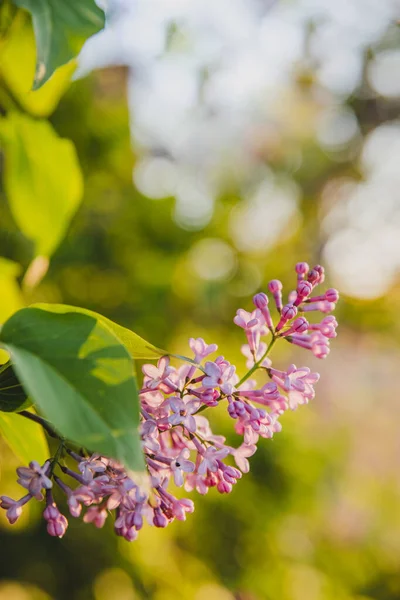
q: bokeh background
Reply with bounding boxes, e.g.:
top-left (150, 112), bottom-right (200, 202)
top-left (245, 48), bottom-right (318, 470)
top-left (1, 0), bottom-right (400, 598)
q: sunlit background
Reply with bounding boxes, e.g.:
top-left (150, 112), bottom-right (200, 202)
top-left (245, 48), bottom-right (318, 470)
top-left (1, 0), bottom-right (400, 598)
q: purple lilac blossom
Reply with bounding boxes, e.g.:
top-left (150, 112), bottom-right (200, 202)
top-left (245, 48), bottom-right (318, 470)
top-left (0, 263), bottom-right (338, 540)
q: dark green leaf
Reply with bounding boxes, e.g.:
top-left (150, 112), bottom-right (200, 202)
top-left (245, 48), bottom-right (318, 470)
top-left (32, 303), bottom-right (203, 368)
top-left (0, 361), bottom-right (32, 412)
top-left (0, 306), bottom-right (145, 471)
top-left (32, 303), bottom-right (167, 360)
top-left (13, 0), bottom-right (105, 89)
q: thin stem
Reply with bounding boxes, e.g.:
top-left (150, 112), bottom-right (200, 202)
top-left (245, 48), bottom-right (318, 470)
top-left (48, 442), bottom-right (65, 477)
top-left (194, 404), bottom-right (209, 416)
top-left (170, 354), bottom-right (206, 373)
top-left (237, 335), bottom-right (277, 387)
top-left (18, 411), bottom-right (62, 440)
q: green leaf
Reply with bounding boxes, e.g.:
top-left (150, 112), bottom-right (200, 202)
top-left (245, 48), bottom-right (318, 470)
top-left (0, 257), bottom-right (25, 364)
top-left (0, 362), bottom-right (32, 412)
top-left (0, 11), bottom-right (75, 117)
top-left (13, 0), bottom-right (105, 89)
top-left (0, 306), bottom-right (145, 471)
top-left (31, 303), bottom-right (201, 368)
top-left (0, 112), bottom-right (83, 258)
top-left (0, 257), bottom-right (24, 322)
top-left (32, 303), bottom-right (166, 360)
top-left (0, 410), bottom-right (49, 464)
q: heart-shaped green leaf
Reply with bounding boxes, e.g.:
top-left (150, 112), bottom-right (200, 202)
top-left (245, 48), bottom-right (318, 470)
top-left (13, 0), bottom-right (105, 89)
top-left (0, 306), bottom-right (145, 471)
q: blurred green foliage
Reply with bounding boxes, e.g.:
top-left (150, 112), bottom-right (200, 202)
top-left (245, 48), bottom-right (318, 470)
top-left (9, 0), bottom-right (104, 89)
top-left (1, 4), bottom-right (400, 600)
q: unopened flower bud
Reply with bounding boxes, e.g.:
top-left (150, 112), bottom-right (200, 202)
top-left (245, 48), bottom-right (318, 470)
top-left (313, 265), bottom-right (325, 283)
top-left (307, 266), bottom-right (323, 285)
top-left (47, 515), bottom-right (68, 538)
top-left (294, 280), bottom-right (312, 305)
top-left (268, 279), bottom-right (282, 293)
top-left (217, 480), bottom-right (232, 494)
top-left (253, 292), bottom-right (268, 309)
top-left (325, 288), bottom-right (339, 303)
top-left (268, 280), bottom-right (283, 312)
top-left (43, 499), bottom-right (68, 538)
top-left (276, 304), bottom-right (298, 332)
top-left (43, 504), bottom-right (59, 521)
top-left (282, 304), bottom-right (297, 320)
top-left (153, 508), bottom-right (168, 528)
top-left (295, 262), bottom-right (309, 280)
top-left (281, 316), bottom-right (309, 337)
top-left (253, 293), bottom-right (273, 329)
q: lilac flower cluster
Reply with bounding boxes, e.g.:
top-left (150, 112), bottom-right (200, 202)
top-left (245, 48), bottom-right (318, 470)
top-left (0, 263), bottom-right (338, 540)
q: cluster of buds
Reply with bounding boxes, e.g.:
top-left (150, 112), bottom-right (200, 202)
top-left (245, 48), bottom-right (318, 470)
top-left (0, 263), bottom-right (338, 540)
